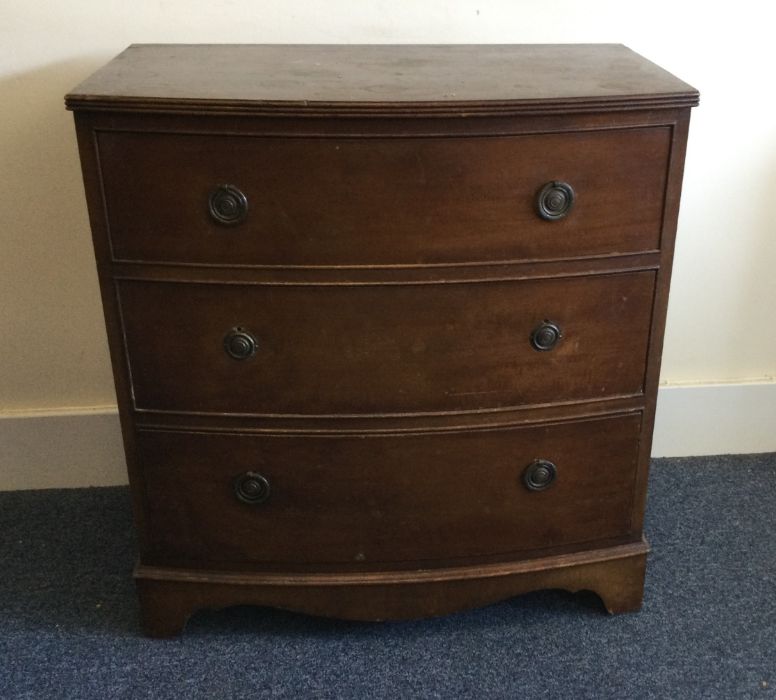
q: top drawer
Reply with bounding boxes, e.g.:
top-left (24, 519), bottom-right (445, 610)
top-left (96, 127), bottom-right (670, 266)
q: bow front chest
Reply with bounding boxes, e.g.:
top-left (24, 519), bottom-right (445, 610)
top-left (66, 44), bottom-right (697, 636)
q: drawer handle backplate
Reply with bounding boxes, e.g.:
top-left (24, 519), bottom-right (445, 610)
top-left (234, 472), bottom-right (271, 505)
top-left (523, 460), bottom-right (557, 492)
top-left (224, 327), bottom-right (257, 360)
top-left (536, 181), bottom-right (575, 221)
top-left (209, 184), bottom-right (248, 225)
top-left (530, 320), bottom-right (562, 351)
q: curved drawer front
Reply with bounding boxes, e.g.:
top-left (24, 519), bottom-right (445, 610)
top-left (117, 272), bottom-right (654, 416)
top-left (137, 413), bottom-right (642, 566)
top-left (97, 127), bottom-right (670, 266)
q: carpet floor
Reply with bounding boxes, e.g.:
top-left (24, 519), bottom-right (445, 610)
top-left (1, 453), bottom-right (774, 699)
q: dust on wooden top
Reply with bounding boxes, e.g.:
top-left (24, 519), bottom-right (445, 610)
top-left (65, 44), bottom-right (698, 117)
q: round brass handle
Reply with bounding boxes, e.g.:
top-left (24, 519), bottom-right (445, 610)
top-left (234, 472), bottom-right (271, 505)
top-left (536, 181), bottom-right (575, 221)
top-left (224, 327), bottom-right (257, 360)
top-left (530, 320), bottom-right (562, 351)
top-left (523, 460), bottom-right (557, 492)
top-left (209, 184), bottom-right (248, 225)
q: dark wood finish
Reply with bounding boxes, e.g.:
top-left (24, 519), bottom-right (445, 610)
top-left (132, 396), bottom-right (648, 438)
top-left (67, 44), bottom-right (697, 636)
top-left (136, 414), bottom-right (641, 566)
top-left (65, 44), bottom-right (698, 116)
top-left (97, 127), bottom-right (670, 266)
top-left (116, 272), bottom-right (654, 416)
top-left (112, 250), bottom-right (662, 285)
top-left (631, 111), bottom-right (693, 533)
top-left (135, 540), bottom-right (649, 637)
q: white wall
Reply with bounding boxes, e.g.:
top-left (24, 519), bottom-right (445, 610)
top-left (1, 1), bottom-right (775, 487)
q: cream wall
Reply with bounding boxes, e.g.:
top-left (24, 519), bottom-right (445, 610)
top-left (1, 1), bottom-right (775, 484)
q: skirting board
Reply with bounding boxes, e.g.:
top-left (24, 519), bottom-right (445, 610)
top-left (1, 381), bottom-right (774, 490)
top-left (0, 408), bottom-right (126, 491)
top-left (651, 380), bottom-right (776, 458)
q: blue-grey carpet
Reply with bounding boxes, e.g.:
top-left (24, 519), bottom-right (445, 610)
top-left (1, 453), bottom-right (775, 699)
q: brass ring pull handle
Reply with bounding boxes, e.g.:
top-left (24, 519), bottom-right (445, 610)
top-left (234, 472), bottom-right (271, 505)
top-left (224, 327), bottom-right (257, 360)
top-left (209, 184), bottom-right (248, 225)
top-left (530, 321), bottom-right (562, 352)
top-left (536, 181), bottom-right (575, 221)
top-left (522, 460), bottom-right (557, 492)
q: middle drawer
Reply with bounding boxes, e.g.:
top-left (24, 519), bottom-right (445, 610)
top-left (117, 271), bottom-right (654, 416)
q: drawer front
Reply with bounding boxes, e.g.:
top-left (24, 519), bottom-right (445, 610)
top-left (97, 128), bottom-right (670, 266)
top-left (137, 413), bottom-right (642, 566)
top-left (117, 272), bottom-right (654, 416)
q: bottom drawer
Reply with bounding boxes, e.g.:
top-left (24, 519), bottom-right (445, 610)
top-left (136, 413), bottom-right (642, 566)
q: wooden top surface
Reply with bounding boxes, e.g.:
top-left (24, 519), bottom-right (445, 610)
top-left (65, 44), bottom-right (698, 116)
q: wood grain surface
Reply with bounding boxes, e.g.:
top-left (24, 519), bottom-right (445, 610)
top-left (66, 44), bottom-right (698, 116)
top-left (67, 44), bottom-right (697, 634)
top-left (136, 413), bottom-right (642, 566)
top-left (98, 127), bottom-right (670, 266)
top-left (116, 272), bottom-right (655, 416)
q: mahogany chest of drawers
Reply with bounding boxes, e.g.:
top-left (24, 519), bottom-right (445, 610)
top-left (66, 44), bottom-right (698, 637)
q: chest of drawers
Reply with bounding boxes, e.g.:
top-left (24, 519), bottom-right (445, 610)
top-left (66, 44), bottom-right (698, 637)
